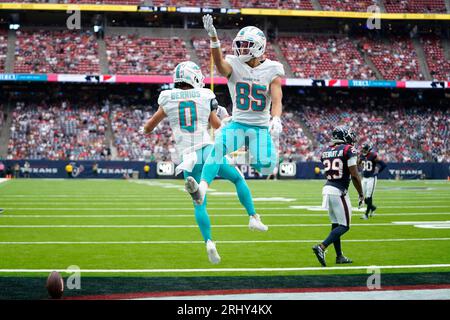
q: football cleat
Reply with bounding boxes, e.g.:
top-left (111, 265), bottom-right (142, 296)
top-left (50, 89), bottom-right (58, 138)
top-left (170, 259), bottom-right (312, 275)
top-left (249, 214), bottom-right (268, 232)
top-left (369, 206), bottom-right (377, 217)
top-left (206, 240), bottom-right (221, 264)
top-left (360, 214), bottom-right (369, 220)
top-left (336, 255), bottom-right (353, 264)
top-left (185, 176), bottom-right (206, 205)
top-left (0, 208), bottom-right (3, 214)
top-left (312, 244), bottom-right (327, 267)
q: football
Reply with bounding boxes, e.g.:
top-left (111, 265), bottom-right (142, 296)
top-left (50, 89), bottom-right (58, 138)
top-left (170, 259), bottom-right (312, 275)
top-left (46, 271), bottom-right (64, 299)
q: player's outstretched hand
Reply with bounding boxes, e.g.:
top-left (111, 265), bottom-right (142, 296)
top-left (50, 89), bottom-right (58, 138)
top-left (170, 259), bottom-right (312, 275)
top-left (203, 14), bottom-right (217, 38)
top-left (270, 116), bottom-right (283, 135)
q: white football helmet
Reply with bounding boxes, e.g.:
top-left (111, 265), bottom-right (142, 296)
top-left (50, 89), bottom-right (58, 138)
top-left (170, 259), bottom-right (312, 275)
top-left (232, 26), bottom-right (267, 63)
top-left (173, 61), bottom-right (205, 89)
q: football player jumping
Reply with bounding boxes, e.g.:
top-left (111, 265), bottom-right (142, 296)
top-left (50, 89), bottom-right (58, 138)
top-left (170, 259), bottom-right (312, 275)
top-left (143, 61), bottom-right (266, 265)
top-left (359, 142), bottom-right (387, 220)
top-left (185, 15), bottom-right (285, 227)
top-left (312, 126), bottom-right (364, 267)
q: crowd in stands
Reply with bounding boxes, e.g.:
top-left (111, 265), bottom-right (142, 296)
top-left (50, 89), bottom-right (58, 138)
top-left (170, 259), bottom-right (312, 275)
top-left (0, 0), bottom-right (144, 4)
top-left (106, 35), bottom-right (189, 75)
top-left (2, 89), bottom-right (447, 163)
top-left (361, 36), bottom-right (424, 80)
top-left (7, 98), bottom-right (110, 160)
top-left (0, 29), bottom-right (7, 73)
top-left (110, 103), bottom-right (176, 162)
top-left (319, 0), bottom-right (377, 12)
top-left (14, 30), bottom-right (100, 74)
top-left (279, 35), bottom-right (376, 79)
top-left (384, 0), bottom-right (447, 13)
top-left (299, 93), bottom-right (449, 162)
top-left (421, 35), bottom-right (450, 81)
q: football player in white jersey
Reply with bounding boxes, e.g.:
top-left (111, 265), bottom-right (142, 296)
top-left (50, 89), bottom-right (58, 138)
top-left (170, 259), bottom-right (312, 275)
top-left (143, 61), bottom-right (267, 265)
top-left (185, 15), bottom-right (285, 208)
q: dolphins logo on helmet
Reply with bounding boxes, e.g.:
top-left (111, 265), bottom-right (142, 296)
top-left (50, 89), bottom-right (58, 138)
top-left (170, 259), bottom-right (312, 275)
top-left (173, 61), bottom-right (205, 89)
top-left (232, 26), bottom-right (267, 63)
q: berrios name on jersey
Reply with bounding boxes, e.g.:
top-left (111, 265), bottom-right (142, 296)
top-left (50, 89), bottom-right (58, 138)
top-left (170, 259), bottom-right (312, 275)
top-left (158, 88), bottom-right (216, 158)
top-left (226, 55), bottom-right (285, 127)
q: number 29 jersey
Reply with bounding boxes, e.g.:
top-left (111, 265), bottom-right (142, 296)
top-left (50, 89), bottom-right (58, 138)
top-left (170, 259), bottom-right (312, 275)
top-left (225, 55), bottom-right (285, 127)
top-left (321, 144), bottom-right (358, 193)
top-left (158, 88), bottom-right (217, 158)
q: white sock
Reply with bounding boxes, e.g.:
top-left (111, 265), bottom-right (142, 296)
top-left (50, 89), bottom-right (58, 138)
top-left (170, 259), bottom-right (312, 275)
top-left (199, 181), bottom-right (208, 193)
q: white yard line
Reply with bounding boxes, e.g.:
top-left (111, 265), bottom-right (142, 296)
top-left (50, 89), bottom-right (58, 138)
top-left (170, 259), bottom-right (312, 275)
top-left (3, 212), bottom-right (450, 218)
top-left (0, 223), bottom-right (430, 228)
top-left (1, 264), bottom-right (450, 273)
top-left (0, 238), bottom-right (449, 245)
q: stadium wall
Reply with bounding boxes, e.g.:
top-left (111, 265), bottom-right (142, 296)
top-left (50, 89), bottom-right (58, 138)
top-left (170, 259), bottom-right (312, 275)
top-left (0, 161), bottom-right (449, 180)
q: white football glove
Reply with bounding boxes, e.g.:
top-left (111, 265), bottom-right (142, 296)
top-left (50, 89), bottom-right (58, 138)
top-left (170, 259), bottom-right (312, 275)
top-left (270, 116), bottom-right (283, 135)
top-left (216, 105), bottom-right (229, 120)
top-left (203, 14), bottom-right (217, 38)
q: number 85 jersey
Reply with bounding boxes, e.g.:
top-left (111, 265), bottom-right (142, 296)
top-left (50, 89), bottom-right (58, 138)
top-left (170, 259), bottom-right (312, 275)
top-left (321, 144), bottom-right (358, 193)
top-left (158, 88), bottom-right (217, 158)
top-left (225, 55), bottom-right (285, 127)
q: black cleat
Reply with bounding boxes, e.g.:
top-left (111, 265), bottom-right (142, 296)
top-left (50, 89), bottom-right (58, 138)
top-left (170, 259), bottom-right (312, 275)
top-left (336, 255), bottom-right (353, 264)
top-left (369, 206), bottom-right (377, 217)
top-left (312, 245), bottom-right (327, 267)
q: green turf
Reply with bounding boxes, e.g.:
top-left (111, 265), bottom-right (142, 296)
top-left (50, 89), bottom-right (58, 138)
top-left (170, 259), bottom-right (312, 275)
top-left (0, 178), bottom-right (449, 281)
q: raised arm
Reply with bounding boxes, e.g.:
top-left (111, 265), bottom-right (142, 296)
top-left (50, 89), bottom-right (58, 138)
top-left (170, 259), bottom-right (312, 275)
top-left (203, 15), bottom-right (233, 78)
top-left (143, 107), bottom-right (167, 134)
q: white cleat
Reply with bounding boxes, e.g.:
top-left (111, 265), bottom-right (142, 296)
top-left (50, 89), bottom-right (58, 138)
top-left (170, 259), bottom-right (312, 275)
top-left (249, 214), bottom-right (269, 232)
top-left (185, 177), bottom-right (206, 205)
top-left (206, 240), bottom-right (221, 264)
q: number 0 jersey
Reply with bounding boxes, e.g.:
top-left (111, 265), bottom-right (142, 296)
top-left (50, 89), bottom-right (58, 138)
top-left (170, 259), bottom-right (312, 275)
top-left (158, 88), bottom-right (217, 158)
top-left (225, 55), bottom-right (285, 127)
top-left (321, 144), bottom-right (358, 193)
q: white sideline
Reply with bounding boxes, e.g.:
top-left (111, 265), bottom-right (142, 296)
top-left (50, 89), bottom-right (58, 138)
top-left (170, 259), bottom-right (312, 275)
top-left (0, 238), bottom-right (449, 245)
top-left (1, 264), bottom-right (450, 273)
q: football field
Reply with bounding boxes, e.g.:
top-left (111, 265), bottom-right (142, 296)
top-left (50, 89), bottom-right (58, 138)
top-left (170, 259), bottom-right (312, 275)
top-left (0, 178), bottom-right (449, 299)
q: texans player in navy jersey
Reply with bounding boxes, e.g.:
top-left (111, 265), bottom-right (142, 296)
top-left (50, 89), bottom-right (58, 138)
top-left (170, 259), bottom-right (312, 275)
top-left (312, 126), bottom-right (364, 267)
top-left (359, 142), bottom-right (387, 220)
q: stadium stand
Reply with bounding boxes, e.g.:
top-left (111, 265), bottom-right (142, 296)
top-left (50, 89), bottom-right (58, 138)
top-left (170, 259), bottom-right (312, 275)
top-left (105, 35), bottom-right (190, 75)
top-left (7, 99), bottom-right (110, 160)
top-left (384, 0), bottom-right (447, 13)
top-left (192, 36), bottom-right (279, 77)
top-left (318, 0), bottom-right (377, 12)
top-left (153, 0), bottom-right (222, 8)
top-left (229, 0), bottom-right (314, 10)
top-left (110, 105), bottom-right (175, 162)
top-left (278, 35), bottom-right (376, 79)
top-left (14, 30), bottom-right (100, 74)
top-left (421, 35), bottom-right (450, 81)
top-left (299, 93), bottom-right (449, 162)
top-left (0, 1), bottom-right (144, 4)
top-left (0, 29), bottom-right (7, 73)
top-left (361, 36), bottom-right (424, 80)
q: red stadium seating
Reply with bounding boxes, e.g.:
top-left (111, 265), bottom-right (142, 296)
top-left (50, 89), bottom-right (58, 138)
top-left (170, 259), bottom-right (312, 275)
top-left (361, 36), bottom-right (424, 80)
top-left (105, 35), bottom-right (190, 75)
top-left (421, 35), bottom-right (450, 81)
top-left (192, 36), bottom-right (278, 77)
top-left (14, 30), bottom-right (100, 74)
top-left (319, 0), bottom-right (376, 12)
top-left (0, 29), bottom-right (7, 73)
top-left (152, 0), bottom-right (222, 7)
top-left (279, 35), bottom-right (376, 79)
top-left (229, 0), bottom-right (313, 10)
top-left (384, 0), bottom-right (447, 13)
top-left (0, 1), bottom-right (144, 4)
